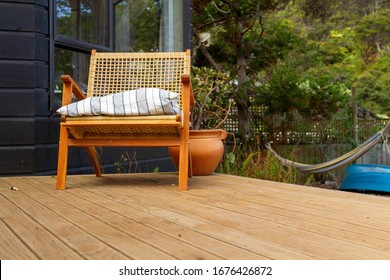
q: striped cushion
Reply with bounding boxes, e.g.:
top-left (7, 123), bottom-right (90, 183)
top-left (57, 88), bottom-right (180, 117)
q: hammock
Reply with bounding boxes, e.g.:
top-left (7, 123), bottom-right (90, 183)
top-left (266, 120), bottom-right (390, 174)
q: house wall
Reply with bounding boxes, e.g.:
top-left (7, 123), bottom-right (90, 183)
top-left (0, 0), bottom-right (192, 176)
top-left (0, 0), bottom-right (52, 174)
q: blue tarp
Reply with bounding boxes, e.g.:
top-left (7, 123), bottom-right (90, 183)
top-left (340, 164), bottom-right (390, 193)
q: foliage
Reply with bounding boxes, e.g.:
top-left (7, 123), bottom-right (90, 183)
top-left (220, 138), bottom-right (314, 185)
top-left (346, 9), bottom-right (390, 115)
top-left (114, 151), bottom-right (141, 174)
top-left (265, 2), bottom-right (390, 117)
top-left (354, 53), bottom-right (390, 113)
top-left (193, 0), bottom-right (291, 139)
top-left (354, 8), bottom-right (390, 57)
top-left (255, 62), bottom-right (351, 143)
top-left (194, 0), bottom-right (390, 185)
top-left (193, 0), bottom-right (389, 139)
top-left (191, 67), bottom-right (233, 130)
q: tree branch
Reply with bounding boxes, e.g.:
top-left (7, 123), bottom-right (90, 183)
top-left (196, 15), bottom-right (235, 31)
top-left (193, 27), bottom-right (222, 71)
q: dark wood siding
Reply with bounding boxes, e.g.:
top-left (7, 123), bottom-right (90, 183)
top-left (0, 0), bottom-right (50, 175)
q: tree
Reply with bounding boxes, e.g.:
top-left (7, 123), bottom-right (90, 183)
top-left (284, 1), bottom-right (390, 116)
top-left (193, 0), bottom-right (289, 140)
top-left (193, 0), bottom-right (390, 142)
top-left (354, 8), bottom-right (390, 61)
top-left (354, 53), bottom-right (390, 113)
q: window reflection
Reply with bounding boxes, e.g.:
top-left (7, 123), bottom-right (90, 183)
top-left (114, 0), bottom-right (183, 52)
top-left (158, 0), bottom-right (183, 52)
top-left (115, 0), bottom-right (159, 52)
top-left (54, 48), bottom-right (90, 109)
top-left (56, 0), bottom-right (109, 46)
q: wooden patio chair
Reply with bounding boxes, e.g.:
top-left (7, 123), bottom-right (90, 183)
top-left (56, 49), bottom-right (194, 190)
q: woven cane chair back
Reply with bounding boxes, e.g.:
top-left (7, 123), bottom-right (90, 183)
top-left (87, 51), bottom-right (191, 110)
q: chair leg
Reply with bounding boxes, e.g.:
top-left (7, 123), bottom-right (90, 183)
top-left (178, 134), bottom-right (189, 191)
top-left (188, 143), bottom-right (192, 178)
top-left (85, 147), bottom-right (102, 177)
top-left (56, 124), bottom-right (69, 190)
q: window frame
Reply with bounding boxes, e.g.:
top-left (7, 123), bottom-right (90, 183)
top-left (50, 0), bottom-right (114, 112)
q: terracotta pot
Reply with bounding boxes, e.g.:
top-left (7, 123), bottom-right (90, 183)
top-left (168, 129), bottom-right (227, 176)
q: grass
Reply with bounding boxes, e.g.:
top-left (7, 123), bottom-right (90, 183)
top-left (220, 137), bottom-right (314, 185)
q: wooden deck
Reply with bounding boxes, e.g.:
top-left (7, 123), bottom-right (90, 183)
top-left (1, 173), bottom-right (390, 260)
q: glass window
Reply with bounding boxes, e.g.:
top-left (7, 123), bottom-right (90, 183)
top-left (114, 0), bottom-right (183, 52)
top-left (115, 0), bottom-right (159, 52)
top-left (53, 48), bottom-right (90, 109)
top-left (56, 0), bottom-right (109, 46)
top-left (158, 0), bottom-right (183, 52)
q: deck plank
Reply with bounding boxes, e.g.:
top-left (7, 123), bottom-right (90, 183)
top-left (10, 178), bottom-right (175, 260)
top-left (193, 175), bottom-right (390, 243)
top-left (31, 176), bottom-right (271, 260)
top-left (96, 177), bottom-right (389, 259)
top-left (62, 174), bottom-right (389, 259)
top-left (1, 173), bottom-right (389, 260)
top-left (1, 178), bottom-right (128, 260)
top-left (76, 182), bottom-right (312, 259)
top-left (69, 189), bottom-right (266, 259)
top-left (195, 175), bottom-right (390, 228)
top-left (21, 178), bottom-right (221, 260)
top-left (0, 194), bottom-right (83, 259)
top-left (0, 218), bottom-right (38, 259)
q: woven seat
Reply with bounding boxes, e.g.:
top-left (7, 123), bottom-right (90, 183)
top-left (56, 50), bottom-right (194, 190)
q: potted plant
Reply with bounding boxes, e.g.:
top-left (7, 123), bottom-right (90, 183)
top-left (169, 66), bottom-right (232, 175)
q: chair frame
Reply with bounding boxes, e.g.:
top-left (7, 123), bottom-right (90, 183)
top-left (56, 49), bottom-right (194, 190)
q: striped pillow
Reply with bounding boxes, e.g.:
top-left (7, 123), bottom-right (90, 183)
top-left (57, 88), bottom-right (180, 117)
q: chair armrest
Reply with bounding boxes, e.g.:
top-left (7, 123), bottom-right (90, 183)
top-left (180, 73), bottom-right (194, 128)
top-left (181, 74), bottom-right (195, 106)
top-left (60, 75), bottom-right (87, 106)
